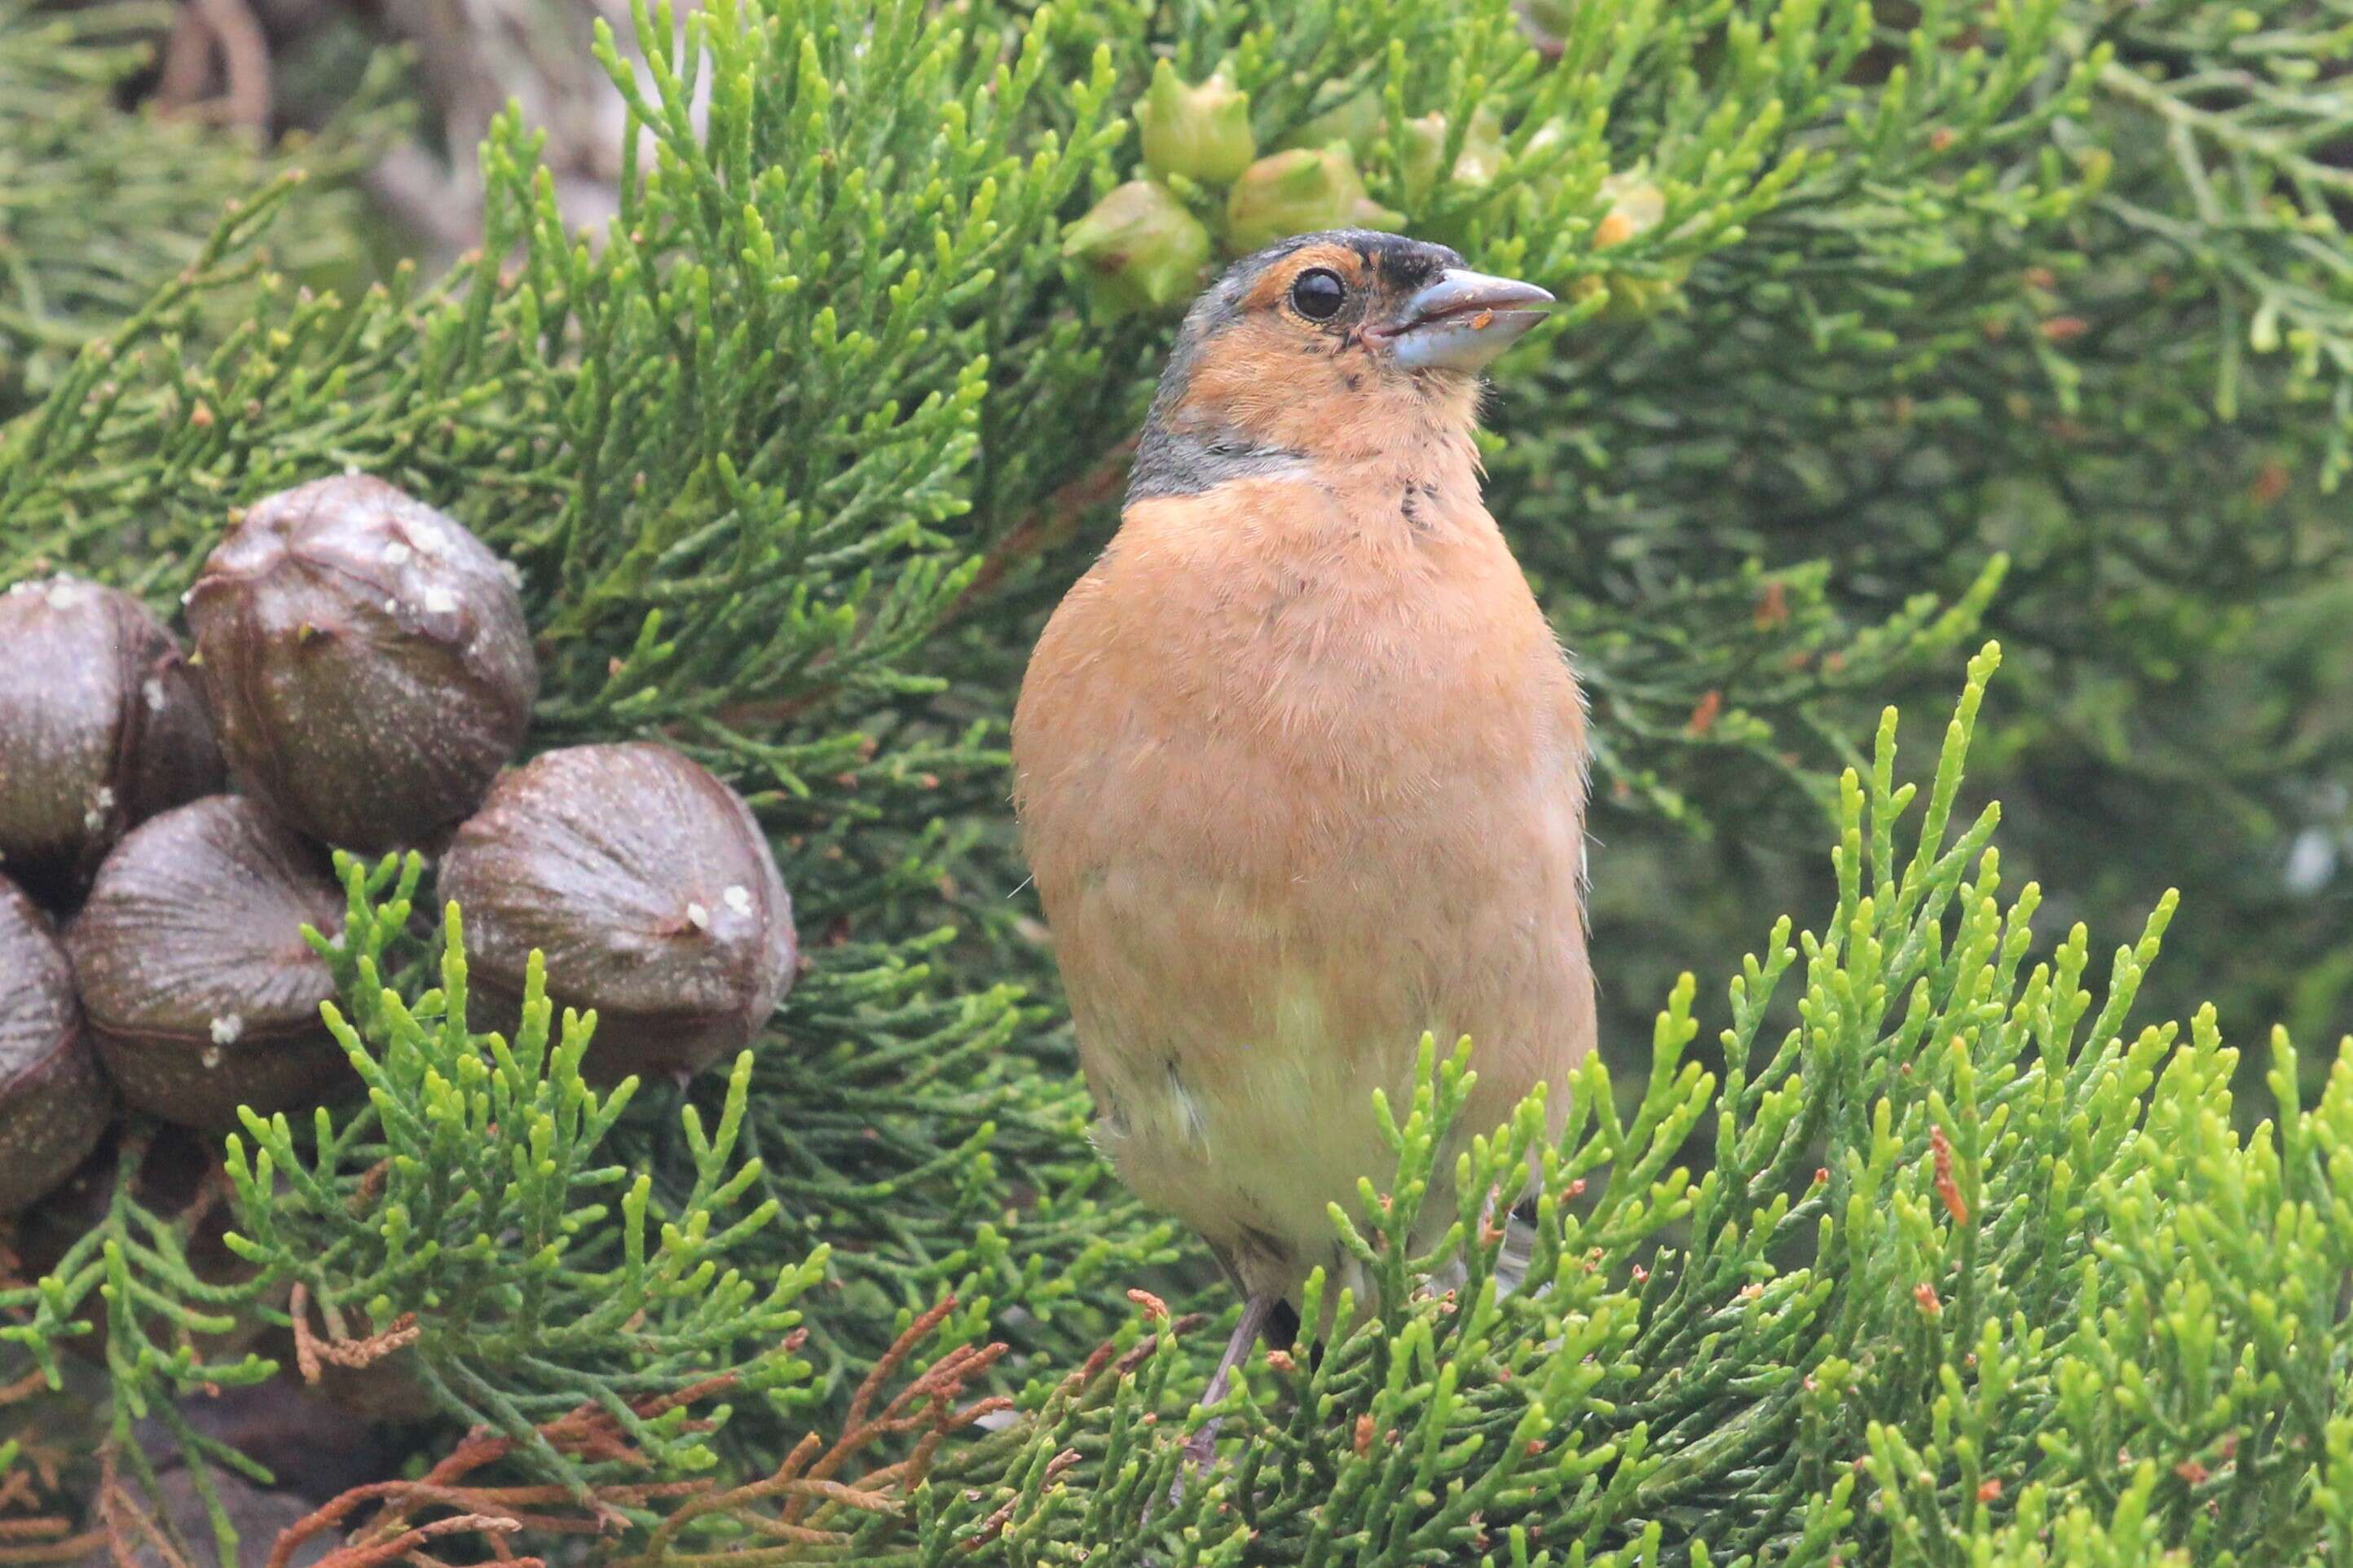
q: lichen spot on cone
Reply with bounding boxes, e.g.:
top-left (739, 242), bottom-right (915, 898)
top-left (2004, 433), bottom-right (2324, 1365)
top-left (0, 877), bottom-right (112, 1213)
top-left (184, 474), bottom-right (538, 853)
top-left (65, 795), bottom-right (352, 1131)
top-left (0, 575), bottom-right (224, 906)
top-left (437, 743), bottom-right (798, 1086)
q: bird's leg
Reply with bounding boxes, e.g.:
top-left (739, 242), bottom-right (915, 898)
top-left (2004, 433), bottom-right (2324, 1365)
top-left (1165, 1291), bottom-right (1276, 1505)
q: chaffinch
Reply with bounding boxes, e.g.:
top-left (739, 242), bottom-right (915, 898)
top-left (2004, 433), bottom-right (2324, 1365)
top-left (1012, 230), bottom-right (1596, 1478)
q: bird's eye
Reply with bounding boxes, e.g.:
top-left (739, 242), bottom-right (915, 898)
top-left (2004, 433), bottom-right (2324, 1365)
top-left (1290, 268), bottom-right (1346, 320)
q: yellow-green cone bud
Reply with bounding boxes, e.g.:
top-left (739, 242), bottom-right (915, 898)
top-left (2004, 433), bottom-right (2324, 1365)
top-left (1399, 112), bottom-right (1448, 202)
top-left (1223, 148), bottom-right (1403, 253)
top-left (1453, 105), bottom-right (1508, 187)
top-left (1571, 170), bottom-right (1688, 320)
top-left (1137, 61), bottom-right (1256, 186)
top-left (1398, 106), bottom-right (1507, 205)
top-left (1593, 170), bottom-right (1666, 247)
top-left (1061, 180), bottom-right (1213, 315)
top-left (1521, 117), bottom-right (1574, 164)
top-left (1279, 91), bottom-right (1384, 157)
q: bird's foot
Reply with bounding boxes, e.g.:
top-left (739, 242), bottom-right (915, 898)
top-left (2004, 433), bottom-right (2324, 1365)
top-left (1144, 1292), bottom-right (1274, 1526)
top-left (1157, 1420), bottom-right (1222, 1517)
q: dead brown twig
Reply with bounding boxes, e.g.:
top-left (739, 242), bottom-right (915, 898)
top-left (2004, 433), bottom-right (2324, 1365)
top-left (300, 1512), bottom-right (533, 1568)
top-left (94, 1446), bottom-right (198, 1568)
top-left (0, 1380), bottom-right (93, 1566)
top-left (259, 1298), bottom-right (1013, 1568)
top-left (0, 1528), bottom-right (108, 1566)
top-left (0, 1431), bottom-right (70, 1514)
top-left (0, 1443), bottom-right (89, 1568)
top-left (154, 0), bottom-right (274, 130)
top-left (942, 1298), bottom-right (1204, 1557)
top-left (957, 1447), bottom-right (1081, 1556)
top-left (617, 1296), bottom-right (1011, 1567)
top-left (266, 1374), bottom-right (743, 1568)
top-left (1055, 1306), bottom-right (1207, 1407)
top-left (287, 1284), bottom-right (420, 1386)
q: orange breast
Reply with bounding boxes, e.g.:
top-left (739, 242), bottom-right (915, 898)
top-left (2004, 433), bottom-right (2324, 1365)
top-left (1011, 465), bottom-right (1595, 1297)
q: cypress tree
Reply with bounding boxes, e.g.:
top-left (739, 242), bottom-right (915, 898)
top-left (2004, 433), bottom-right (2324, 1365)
top-left (2, 1), bottom-right (2348, 1561)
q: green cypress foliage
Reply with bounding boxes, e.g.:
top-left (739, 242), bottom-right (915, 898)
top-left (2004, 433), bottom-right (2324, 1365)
top-left (2, 0), bottom-right (2349, 1561)
top-left (0, 0), bottom-right (399, 419)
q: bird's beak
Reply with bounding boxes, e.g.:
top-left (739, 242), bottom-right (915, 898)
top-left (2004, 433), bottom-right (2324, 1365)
top-left (1378, 268), bottom-right (1555, 373)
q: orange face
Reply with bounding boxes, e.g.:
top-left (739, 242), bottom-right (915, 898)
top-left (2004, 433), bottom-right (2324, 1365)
top-left (1135, 231), bottom-right (1552, 481)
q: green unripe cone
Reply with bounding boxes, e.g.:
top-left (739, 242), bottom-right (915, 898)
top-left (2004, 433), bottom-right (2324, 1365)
top-left (1399, 114), bottom-right (1447, 200)
top-left (1520, 117), bottom-right (1575, 165)
top-left (1223, 147), bottom-right (1403, 253)
top-left (1137, 61), bottom-right (1256, 186)
top-left (1452, 105), bottom-right (1508, 188)
top-left (1279, 91), bottom-right (1384, 157)
top-left (1062, 181), bottom-right (1214, 315)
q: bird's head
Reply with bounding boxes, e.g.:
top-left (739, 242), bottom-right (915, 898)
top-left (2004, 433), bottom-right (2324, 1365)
top-left (1130, 230), bottom-right (1552, 501)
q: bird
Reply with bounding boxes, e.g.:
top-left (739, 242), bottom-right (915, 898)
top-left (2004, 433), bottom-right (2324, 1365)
top-left (1011, 229), bottom-right (1596, 1478)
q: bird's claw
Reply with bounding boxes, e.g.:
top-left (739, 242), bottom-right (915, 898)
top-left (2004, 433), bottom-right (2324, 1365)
top-left (1143, 1423), bottom-right (1220, 1524)
top-left (1170, 1428), bottom-right (1219, 1509)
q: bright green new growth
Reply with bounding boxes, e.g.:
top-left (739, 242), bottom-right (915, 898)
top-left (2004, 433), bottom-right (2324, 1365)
top-left (2, 0), bottom-right (2349, 1559)
top-left (223, 857), bottom-right (827, 1480)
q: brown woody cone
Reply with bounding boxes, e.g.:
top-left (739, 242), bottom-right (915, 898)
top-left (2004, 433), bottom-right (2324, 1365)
top-left (184, 474), bottom-right (537, 853)
top-left (0, 876), bottom-right (112, 1213)
top-left (66, 795), bottom-right (352, 1130)
top-left (437, 743), bottom-right (798, 1084)
top-left (0, 576), bottom-right (224, 906)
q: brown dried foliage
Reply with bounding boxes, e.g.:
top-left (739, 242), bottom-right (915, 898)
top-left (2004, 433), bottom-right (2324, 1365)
top-left (619, 1294), bottom-right (1010, 1566)
top-left (0, 1367), bottom-right (93, 1567)
top-left (265, 1372), bottom-right (733, 1568)
top-left (287, 1284), bottom-right (419, 1386)
top-left (1930, 1125), bottom-right (1968, 1225)
top-left (263, 1296), bottom-right (1013, 1568)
